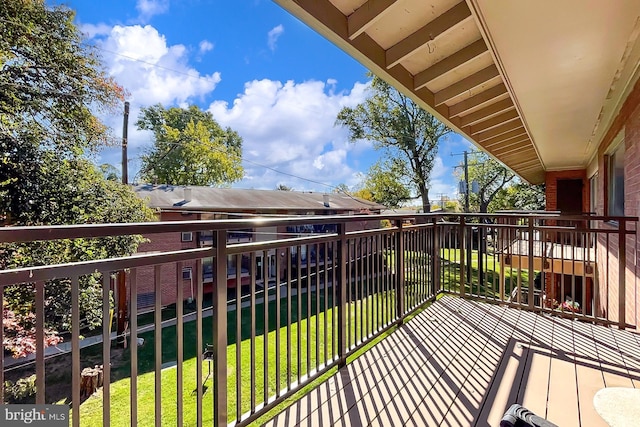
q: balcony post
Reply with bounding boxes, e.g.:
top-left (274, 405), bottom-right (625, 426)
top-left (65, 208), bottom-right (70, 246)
top-left (213, 229), bottom-right (228, 426)
top-left (337, 223), bottom-right (348, 366)
top-left (618, 219), bottom-right (626, 329)
top-left (432, 217), bottom-right (441, 295)
top-left (459, 216), bottom-right (466, 297)
top-left (528, 217), bottom-right (535, 309)
top-left (396, 220), bottom-right (405, 321)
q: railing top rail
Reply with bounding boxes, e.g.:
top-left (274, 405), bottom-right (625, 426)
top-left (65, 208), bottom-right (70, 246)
top-left (1, 212), bottom-right (636, 244)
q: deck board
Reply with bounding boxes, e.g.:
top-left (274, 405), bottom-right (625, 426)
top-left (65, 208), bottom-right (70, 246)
top-left (264, 297), bottom-right (640, 427)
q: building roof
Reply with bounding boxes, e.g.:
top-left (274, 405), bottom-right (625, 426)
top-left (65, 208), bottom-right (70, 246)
top-left (132, 184), bottom-right (386, 213)
top-left (274, 0), bottom-right (640, 184)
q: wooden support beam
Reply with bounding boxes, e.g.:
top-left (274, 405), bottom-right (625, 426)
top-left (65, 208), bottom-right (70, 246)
top-left (470, 109), bottom-right (520, 134)
top-left (348, 0), bottom-right (398, 40)
top-left (434, 65), bottom-right (499, 106)
top-left (386, 2), bottom-right (471, 68)
top-left (414, 39), bottom-right (487, 90)
top-left (491, 141), bottom-right (534, 156)
top-left (476, 119), bottom-right (522, 142)
top-left (481, 127), bottom-right (526, 147)
top-left (485, 135), bottom-right (530, 152)
top-left (459, 98), bottom-right (514, 127)
top-left (500, 154), bottom-right (540, 166)
top-left (448, 83), bottom-right (506, 116)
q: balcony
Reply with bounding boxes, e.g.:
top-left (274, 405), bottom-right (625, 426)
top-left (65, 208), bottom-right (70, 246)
top-left (0, 212), bottom-right (637, 426)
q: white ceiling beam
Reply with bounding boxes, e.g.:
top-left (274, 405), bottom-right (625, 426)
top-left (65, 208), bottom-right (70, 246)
top-left (449, 83), bottom-right (507, 117)
top-left (414, 39), bottom-right (488, 90)
top-left (385, 2), bottom-right (471, 69)
top-left (348, 0), bottom-right (398, 40)
top-left (434, 65), bottom-right (499, 106)
top-left (470, 109), bottom-right (520, 134)
top-left (476, 119), bottom-right (522, 142)
top-left (459, 98), bottom-right (514, 127)
top-left (491, 140), bottom-right (534, 156)
top-left (482, 127), bottom-right (526, 147)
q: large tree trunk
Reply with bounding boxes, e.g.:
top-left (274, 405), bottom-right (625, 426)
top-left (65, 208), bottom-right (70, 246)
top-left (421, 187), bottom-right (430, 213)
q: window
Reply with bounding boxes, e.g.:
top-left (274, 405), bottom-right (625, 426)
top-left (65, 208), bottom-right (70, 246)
top-left (182, 267), bottom-right (192, 280)
top-left (181, 231), bottom-right (193, 242)
top-left (607, 139), bottom-right (625, 217)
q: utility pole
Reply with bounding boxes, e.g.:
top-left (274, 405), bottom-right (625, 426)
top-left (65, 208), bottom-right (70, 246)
top-left (463, 150), bottom-right (470, 213)
top-left (452, 150), bottom-right (481, 290)
top-left (117, 101), bottom-right (130, 344)
top-left (121, 101), bottom-right (129, 185)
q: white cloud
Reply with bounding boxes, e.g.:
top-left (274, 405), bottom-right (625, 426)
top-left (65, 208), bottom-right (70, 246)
top-left (209, 78), bottom-right (370, 191)
top-left (199, 40), bottom-right (214, 54)
top-left (98, 25), bottom-right (220, 107)
top-left (136, 0), bottom-right (169, 22)
top-left (267, 25), bottom-right (284, 51)
top-left (90, 24), bottom-right (222, 179)
top-left (80, 23), bottom-right (112, 38)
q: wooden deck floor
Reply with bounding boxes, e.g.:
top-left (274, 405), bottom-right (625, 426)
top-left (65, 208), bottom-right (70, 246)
top-left (264, 296), bottom-right (640, 427)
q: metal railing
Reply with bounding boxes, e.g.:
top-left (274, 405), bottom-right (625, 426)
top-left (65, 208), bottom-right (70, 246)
top-left (0, 212), bottom-right (636, 426)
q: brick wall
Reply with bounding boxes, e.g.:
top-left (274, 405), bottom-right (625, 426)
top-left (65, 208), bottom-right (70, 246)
top-left (134, 211), bottom-right (199, 309)
top-left (594, 77), bottom-right (640, 327)
top-left (544, 169), bottom-right (588, 212)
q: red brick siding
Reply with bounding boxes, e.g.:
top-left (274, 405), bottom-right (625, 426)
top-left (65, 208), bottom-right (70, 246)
top-left (133, 211), bottom-right (200, 309)
top-left (593, 78), bottom-right (640, 326)
top-left (544, 169), bottom-right (588, 213)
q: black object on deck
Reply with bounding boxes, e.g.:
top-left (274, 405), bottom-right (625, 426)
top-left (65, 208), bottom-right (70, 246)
top-left (500, 404), bottom-right (559, 427)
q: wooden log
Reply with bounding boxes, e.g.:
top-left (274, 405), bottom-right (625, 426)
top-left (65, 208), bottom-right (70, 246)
top-left (80, 367), bottom-right (100, 398)
top-left (96, 365), bottom-right (104, 388)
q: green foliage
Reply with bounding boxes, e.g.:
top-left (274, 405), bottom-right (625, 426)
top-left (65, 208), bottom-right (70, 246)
top-left (276, 184), bottom-right (293, 191)
top-left (362, 160), bottom-right (412, 208)
top-left (1, 0), bottom-right (125, 222)
top-left (332, 183), bottom-right (350, 194)
top-left (100, 163), bottom-right (120, 181)
top-left (137, 104), bottom-right (244, 186)
top-left (3, 375), bottom-right (37, 404)
top-left (490, 182), bottom-right (546, 212)
top-left (336, 75), bottom-right (451, 212)
top-left (0, 1), bottom-right (154, 355)
top-left (456, 153), bottom-right (515, 213)
top-left (1, 158), bottom-right (155, 353)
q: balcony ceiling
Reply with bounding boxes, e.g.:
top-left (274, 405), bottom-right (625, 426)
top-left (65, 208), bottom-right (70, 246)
top-left (274, 0), bottom-right (640, 183)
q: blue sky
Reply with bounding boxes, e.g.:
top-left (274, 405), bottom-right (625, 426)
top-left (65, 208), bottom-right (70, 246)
top-left (59, 0), bottom-right (471, 201)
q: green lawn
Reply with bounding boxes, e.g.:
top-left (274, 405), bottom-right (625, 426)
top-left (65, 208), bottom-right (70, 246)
top-left (78, 282), bottom-right (404, 426)
top-left (440, 248), bottom-right (533, 298)
top-left (73, 248), bottom-right (534, 426)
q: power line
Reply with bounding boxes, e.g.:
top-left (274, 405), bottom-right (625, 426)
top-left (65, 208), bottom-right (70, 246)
top-left (1, 16), bottom-right (384, 208)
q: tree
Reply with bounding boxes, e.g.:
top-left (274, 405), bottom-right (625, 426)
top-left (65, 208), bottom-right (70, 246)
top-left (137, 104), bottom-right (244, 186)
top-left (276, 184), bottom-right (293, 191)
top-left (361, 160), bottom-right (411, 208)
top-left (1, 156), bottom-right (156, 357)
top-left (457, 153), bottom-right (515, 213)
top-left (332, 183), bottom-right (350, 194)
top-left (490, 181), bottom-right (546, 212)
top-left (1, 0), bottom-right (125, 223)
top-left (0, 1), bottom-right (154, 356)
top-left (336, 75), bottom-right (451, 212)
top-left (100, 163), bottom-right (120, 181)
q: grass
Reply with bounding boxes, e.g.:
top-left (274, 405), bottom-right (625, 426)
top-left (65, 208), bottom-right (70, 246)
top-left (78, 281), bottom-right (406, 426)
top-left (69, 248), bottom-right (536, 426)
top-left (440, 248), bottom-right (533, 298)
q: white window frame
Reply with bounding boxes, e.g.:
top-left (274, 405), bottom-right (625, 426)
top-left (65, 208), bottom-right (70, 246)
top-left (181, 231), bottom-right (193, 242)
